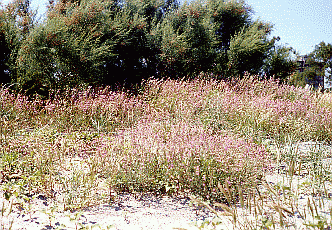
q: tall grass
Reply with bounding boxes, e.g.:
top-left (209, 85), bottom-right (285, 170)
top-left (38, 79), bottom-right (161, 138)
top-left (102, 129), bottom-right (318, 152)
top-left (1, 74), bottom-right (332, 228)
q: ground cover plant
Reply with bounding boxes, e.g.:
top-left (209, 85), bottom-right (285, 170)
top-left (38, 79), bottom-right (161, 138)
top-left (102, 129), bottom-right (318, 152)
top-left (1, 75), bottom-right (332, 229)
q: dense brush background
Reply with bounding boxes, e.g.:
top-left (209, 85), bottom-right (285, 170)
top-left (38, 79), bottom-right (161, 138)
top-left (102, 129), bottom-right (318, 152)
top-left (0, 0), bottom-right (301, 96)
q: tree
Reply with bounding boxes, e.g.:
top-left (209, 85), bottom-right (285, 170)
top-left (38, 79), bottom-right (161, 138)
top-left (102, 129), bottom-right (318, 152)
top-left (3, 0), bottom-right (300, 95)
top-left (289, 42), bottom-right (332, 89)
top-left (16, 0), bottom-right (121, 93)
top-left (0, 7), bottom-right (15, 85)
top-left (0, 0), bottom-right (37, 86)
top-left (263, 41), bottom-right (297, 82)
top-left (225, 20), bottom-right (274, 77)
top-left (16, 0), bottom-right (181, 92)
top-left (151, 0), bottom-right (216, 78)
top-left (208, 0), bottom-right (252, 51)
top-left (151, 0), bottom-right (268, 79)
top-left (103, 0), bottom-right (179, 85)
top-left (311, 41), bottom-right (332, 80)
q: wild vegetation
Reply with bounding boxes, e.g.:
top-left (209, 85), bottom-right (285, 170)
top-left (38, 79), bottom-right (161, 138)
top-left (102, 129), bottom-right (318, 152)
top-left (0, 0), bottom-right (298, 96)
top-left (290, 42), bottom-right (332, 88)
top-left (1, 0), bottom-right (332, 229)
top-left (1, 75), bottom-right (332, 228)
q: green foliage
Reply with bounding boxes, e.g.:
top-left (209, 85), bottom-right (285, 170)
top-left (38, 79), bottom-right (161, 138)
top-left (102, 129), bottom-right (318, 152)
top-left (0, 10), bottom-right (14, 85)
top-left (290, 42), bottom-right (332, 89)
top-left (226, 21), bottom-right (274, 77)
top-left (16, 0), bottom-right (119, 92)
top-left (0, 0), bottom-right (37, 85)
top-left (312, 41), bottom-right (332, 69)
top-left (104, 5), bottom-right (156, 86)
top-left (263, 43), bottom-right (297, 82)
top-left (311, 42), bottom-right (332, 84)
top-left (152, 0), bottom-right (216, 78)
top-left (152, 0), bottom-right (274, 79)
top-left (1, 0), bottom-right (301, 94)
top-left (207, 0), bottom-right (252, 51)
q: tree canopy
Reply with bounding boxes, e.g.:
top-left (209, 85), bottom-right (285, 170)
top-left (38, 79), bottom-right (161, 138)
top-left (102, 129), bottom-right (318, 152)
top-left (0, 0), bottom-right (298, 96)
top-left (289, 41), bottom-right (332, 89)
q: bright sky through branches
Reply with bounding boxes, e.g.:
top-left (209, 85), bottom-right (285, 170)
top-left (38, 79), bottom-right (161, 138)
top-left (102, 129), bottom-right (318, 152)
top-left (0, 0), bottom-right (331, 55)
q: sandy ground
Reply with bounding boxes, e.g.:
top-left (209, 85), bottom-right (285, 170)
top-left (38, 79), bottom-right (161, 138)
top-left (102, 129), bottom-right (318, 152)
top-left (0, 192), bottom-right (219, 230)
top-left (2, 174), bottom-right (331, 230)
top-left (2, 141), bottom-right (332, 230)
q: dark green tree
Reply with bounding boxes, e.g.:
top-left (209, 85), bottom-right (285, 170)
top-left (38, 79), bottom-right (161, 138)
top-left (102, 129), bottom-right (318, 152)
top-left (289, 42), bottom-right (332, 89)
top-left (152, 0), bottom-right (279, 79)
top-left (225, 20), bottom-right (274, 77)
top-left (311, 41), bottom-right (332, 80)
top-left (0, 7), bottom-right (15, 85)
top-left (151, 0), bottom-right (216, 78)
top-left (4, 0), bottom-right (300, 94)
top-left (16, 0), bottom-right (181, 92)
top-left (103, 0), bottom-right (179, 85)
top-left (0, 0), bottom-right (37, 86)
top-left (16, 0), bottom-right (121, 92)
top-left (263, 41), bottom-right (297, 82)
top-left (207, 0), bottom-right (252, 51)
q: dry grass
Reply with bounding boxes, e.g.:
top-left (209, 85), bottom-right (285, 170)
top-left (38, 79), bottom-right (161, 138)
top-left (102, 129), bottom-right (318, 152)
top-left (1, 74), bottom-right (332, 229)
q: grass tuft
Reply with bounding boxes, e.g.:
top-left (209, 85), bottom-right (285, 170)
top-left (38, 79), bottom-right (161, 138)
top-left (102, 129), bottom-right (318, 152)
top-left (1, 75), bottom-right (332, 228)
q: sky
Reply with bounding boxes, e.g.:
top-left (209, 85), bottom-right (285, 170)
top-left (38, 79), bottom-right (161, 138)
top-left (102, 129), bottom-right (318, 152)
top-left (245, 0), bottom-right (332, 55)
top-left (0, 0), bottom-right (331, 55)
